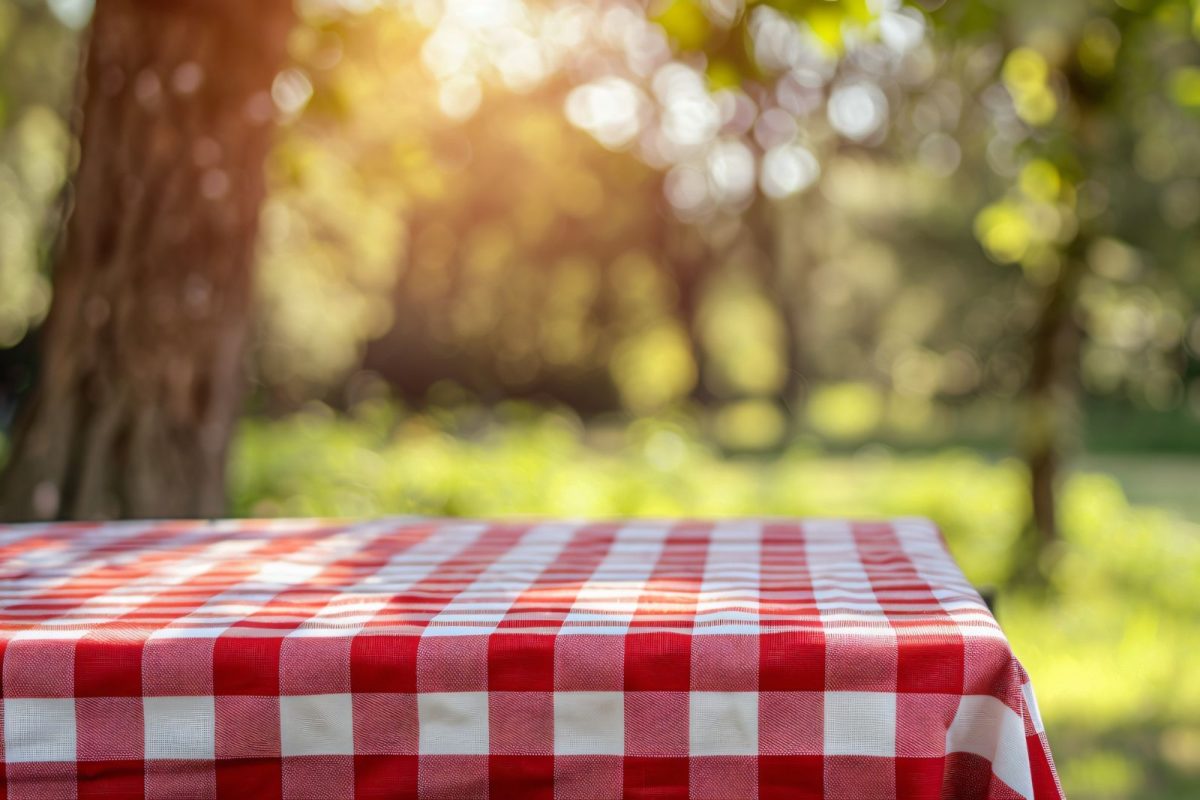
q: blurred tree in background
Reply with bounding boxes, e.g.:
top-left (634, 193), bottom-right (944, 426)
top-left (0, 0), bottom-right (291, 519)
top-left (0, 0), bottom-right (1196, 528)
top-left (951, 0), bottom-right (1200, 568)
top-left (253, 0), bottom-right (1199, 563)
top-left (2, 0), bottom-right (1200, 794)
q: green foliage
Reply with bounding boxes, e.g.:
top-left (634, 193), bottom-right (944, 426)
top-left (0, 0), bottom-right (78, 349)
top-left (232, 400), bottom-right (1026, 571)
top-left (229, 403), bottom-right (1200, 799)
top-left (654, 0), bottom-right (878, 62)
top-left (653, 0), bottom-right (710, 51)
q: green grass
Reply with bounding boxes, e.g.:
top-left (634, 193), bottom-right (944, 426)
top-left (1077, 453), bottom-right (1200, 522)
top-left (230, 400), bottom-right (1200, 799)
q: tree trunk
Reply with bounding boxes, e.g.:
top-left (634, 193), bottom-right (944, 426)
top-left (668, 229), bottom-right (714, 406)
top-left (0, 0), bottom-right (292, 521)
top-left (1016, 42), bottom-right (1108, 576)
top-left (1021, 252), bottom-right (1085, 554)
top-left (746, 196), bottom-right (804, 431)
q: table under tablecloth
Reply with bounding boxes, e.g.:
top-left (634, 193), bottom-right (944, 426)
top-left (0, 517), bottom-right (1062, 799)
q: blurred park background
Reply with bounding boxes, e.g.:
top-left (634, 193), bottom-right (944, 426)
top-left (1, 0), bottom-right (1199, 796)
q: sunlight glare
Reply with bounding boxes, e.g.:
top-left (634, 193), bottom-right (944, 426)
top-left (828, 81), bottom-right (889, 141)
top-left (880, 7), bottom-right (926, 55)
top-left (565, 77), bottom-right (646, 149)
top-left (655, 64), bottom-right (721, 154)
top-left (707, 139), bottom-right (756, 205)
top-left (665, 163), bottom-right (712, 217)
top-left (760, 143), bottom-right (820, 198)
top-left (438, 74), bottom-right (483, 120)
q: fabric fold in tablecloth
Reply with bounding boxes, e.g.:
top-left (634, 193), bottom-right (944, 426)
top-left (0, 517), bottom-right (1063, 799)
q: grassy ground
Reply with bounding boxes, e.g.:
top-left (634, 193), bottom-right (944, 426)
top-left (229, 400), bottom-right (1200, 800)
top-left (1077, 453), bottom-right (1200, 522)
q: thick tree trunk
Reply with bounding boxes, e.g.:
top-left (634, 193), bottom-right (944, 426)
top-left (0, 0), bottom-right (292, 521)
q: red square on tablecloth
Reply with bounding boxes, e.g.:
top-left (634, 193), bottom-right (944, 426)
top-left (213, 635), bottom-right (282, 696)
top-left (77, 759), bottom-right (144, 799)
top-left (759, 755), bottom-right (823, 799)
top-left (215, 757), bottom-right (282, 800)
top-left (1029, 735), bottom-right (1061, 796)
top-left (489, 754), bottom-right (554, 799)
top-left (943, 751), bottom-right (1006, 797)
top-left (759, 630), bottom-right (825, 691)
top-left (623, 755), bottom-right (688, 799)
top-left (350, 634), bottom-right (419, 693)
top-left (355, 754), bottom-right (418, 798)
top-left (624, 632), bottom-right (690, 691)
top-left (897, 636), bottom-right (965, 695)
top-left (75, 635), bottom-right (144, 697)
top-left (896, 755), bottom-right (948, 799)
top-left (489, 633), bottom-right (555, 691)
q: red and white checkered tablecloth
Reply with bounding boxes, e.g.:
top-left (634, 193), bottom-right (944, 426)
top-left (0, 517), bottom-right (1063, 799)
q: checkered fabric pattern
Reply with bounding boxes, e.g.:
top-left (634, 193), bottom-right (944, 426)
top-left (0, 517), bottom-right (1063, 799)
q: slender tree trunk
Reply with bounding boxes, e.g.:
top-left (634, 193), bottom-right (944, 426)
top-left (0, 0), bottom-right (292, 521)
top-left (746, 196), bottom-right (804, 432)
top-left (649, 182), bottom-right (713, 406)
top-left (668, 230), bottom-right (714, 406)
top-left (1016, 47), bottom-right (1107, 575)
top-left (776, 302), bottom-right (803, 425)
top-left (1021, 252), bottom-right (1085, 552)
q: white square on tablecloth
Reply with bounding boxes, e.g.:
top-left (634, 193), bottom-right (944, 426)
top-left (554, 692), bottom-right (624, 755)
top-left (4, 698), bottom-right (77, 762)
top-left (689, 692), bottom-right (758, 756)
top-left (280, 693), bottom-right (355, 756)
top-left (1021, 683), bottom-right (1045, 734)
top-left (417, 692), bottom-right (489, 755)
top-left (144, 695), bottom-right (216, 760)
top-left (946, 695), bottom-right (1034, 800)
top-left (823, 691), bottom-right (897, 757)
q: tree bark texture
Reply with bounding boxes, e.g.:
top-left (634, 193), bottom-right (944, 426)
top-left (0, 0), bottom-right (292, 521)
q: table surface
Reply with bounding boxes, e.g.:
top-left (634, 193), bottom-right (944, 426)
top-left (0, 517), bottom-right (1063, 799)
